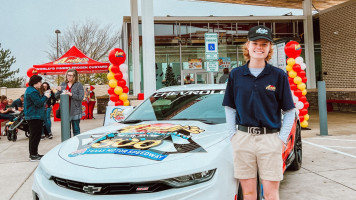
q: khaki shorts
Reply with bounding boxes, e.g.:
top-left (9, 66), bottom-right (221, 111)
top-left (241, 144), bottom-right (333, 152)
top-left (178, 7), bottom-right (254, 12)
top-left (231, 130), bottom-right (284, 181)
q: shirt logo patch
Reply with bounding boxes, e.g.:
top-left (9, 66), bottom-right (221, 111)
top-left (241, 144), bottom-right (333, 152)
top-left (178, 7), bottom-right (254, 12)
top-left (266, 85), bottom-right (276, 91)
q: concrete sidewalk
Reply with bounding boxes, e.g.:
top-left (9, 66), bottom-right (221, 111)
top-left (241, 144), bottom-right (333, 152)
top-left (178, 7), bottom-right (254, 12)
top-left (1, 111), bottom-right (356, 200)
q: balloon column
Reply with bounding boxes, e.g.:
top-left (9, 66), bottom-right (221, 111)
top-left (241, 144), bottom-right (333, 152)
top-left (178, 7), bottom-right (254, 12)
top-left (107, 48), bottom-right (130, 106)
top-left (25, 67), bottom-right (38, 87)
top-left (285, 41), bottom-right (309, 128)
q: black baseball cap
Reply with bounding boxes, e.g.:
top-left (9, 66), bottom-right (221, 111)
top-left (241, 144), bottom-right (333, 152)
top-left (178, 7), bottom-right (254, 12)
top-left (247, 25), bottom-right (273, 42)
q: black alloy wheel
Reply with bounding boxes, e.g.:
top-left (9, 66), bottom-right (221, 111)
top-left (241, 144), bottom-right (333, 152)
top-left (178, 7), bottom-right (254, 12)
top-left (288, 123), bottom-right (302, 170)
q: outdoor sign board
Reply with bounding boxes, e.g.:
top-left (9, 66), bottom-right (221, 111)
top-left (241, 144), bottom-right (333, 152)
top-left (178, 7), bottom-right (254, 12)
top-left (205, 33), bottom-right (218, 60)
top-left (206, 61), bottom-right (219, 72)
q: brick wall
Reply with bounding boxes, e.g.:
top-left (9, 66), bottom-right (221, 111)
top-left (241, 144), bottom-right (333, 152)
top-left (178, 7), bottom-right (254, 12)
top-left (319, 1), bottom-right (356, 88)
top-left (306, 89), bottom-right (356, 112)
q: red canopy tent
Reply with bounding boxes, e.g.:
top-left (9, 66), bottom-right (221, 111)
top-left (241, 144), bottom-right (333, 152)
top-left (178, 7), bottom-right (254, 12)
top-left (33, 46), bottom-right (110, 75)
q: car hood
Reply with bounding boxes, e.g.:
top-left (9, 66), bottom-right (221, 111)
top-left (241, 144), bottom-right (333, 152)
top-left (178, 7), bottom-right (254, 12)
top-left (58, 121), bottom-right (228, 168)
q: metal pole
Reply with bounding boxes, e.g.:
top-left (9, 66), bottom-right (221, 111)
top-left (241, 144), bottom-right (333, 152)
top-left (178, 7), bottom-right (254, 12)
top-left (318, 81), bottom-right (328, 136)
top-left (60, 94), bottom-right (71, 142)
top-left (55, 29), bottom-right (61, 85)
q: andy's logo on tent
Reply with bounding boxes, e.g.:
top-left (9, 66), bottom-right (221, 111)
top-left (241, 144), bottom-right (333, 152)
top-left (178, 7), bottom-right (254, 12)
top-left (256, 28), bottom-right (268, 34)
top-left (115, 51), bottom-right (124, 57)
top-left (54, 57), bottom-right (89, 65)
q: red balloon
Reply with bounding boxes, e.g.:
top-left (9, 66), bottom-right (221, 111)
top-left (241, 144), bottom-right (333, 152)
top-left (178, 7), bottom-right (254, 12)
top-left (117, 79), bottom-right (126, 87)
top-left (292, 64), bottom-right (301, 72)
top-left (304, 101), bottom-right (310, 109)
top-left (25, 82), bottom-right (29, 87)
top-left (298, 70), bottom-right (306, 78)
top-left (109, 48), bottom-right (126, 66)
top-left (288, 77), bottom-right (294, 85)
top-left (122, 86), bottom-right (129, 93)
top-left (107, 87), bottom-right (115, 95)
top-left (285, 41), bottom-right (302, 59)
top-left (302, 77), bottom-right (308, 83)
top-left (115, 100), bottom-right (124, 106)
top-left (294, 89), bottom-right (302, 97)
top-left (300, 108), bottom-right (308, 116)
top-left (299, 96), bottom-right (307, 103)
top-left (27, 67), bottom-right (36, 77)
top-left (290, 83), bottom-right (297, 91)
top-left (299, 115), bottom-right (304, 122)
top-left (110, 94), bottom-right (119, 102)
top-left (114, 72), bottom-right (123, 80)
top-left (111, 65), bottom-right (120, 73)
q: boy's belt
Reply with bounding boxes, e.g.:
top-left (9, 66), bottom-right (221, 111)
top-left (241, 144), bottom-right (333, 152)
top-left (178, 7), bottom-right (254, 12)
top-left (237, 125), bottom-right (279, 135)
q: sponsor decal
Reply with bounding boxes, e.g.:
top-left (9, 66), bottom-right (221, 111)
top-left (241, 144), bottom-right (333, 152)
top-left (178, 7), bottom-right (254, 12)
top-left (110, 108), bottom-right (125, 122)
top-left (266, 85), bottom-right (276, 91)
top-left (54, 57), bottom-right (89, 65)
top-left (69, 123), bottom-right (206, 161)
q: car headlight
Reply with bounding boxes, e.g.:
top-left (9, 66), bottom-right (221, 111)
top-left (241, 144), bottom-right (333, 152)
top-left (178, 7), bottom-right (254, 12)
top-left (37, 164), bottom-right (52, 180)
top-left (161, 169), bottom-right (216, 188)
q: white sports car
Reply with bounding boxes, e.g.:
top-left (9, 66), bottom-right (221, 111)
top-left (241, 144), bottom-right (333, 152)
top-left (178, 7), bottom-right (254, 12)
top-left (33, 84), bottom-right (302, 200)
top-left (32, 84), bottom-right (238, 200)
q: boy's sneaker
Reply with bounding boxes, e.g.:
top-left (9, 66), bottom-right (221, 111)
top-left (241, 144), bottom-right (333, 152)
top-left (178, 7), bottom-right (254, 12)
top-left (48, 134), bottom-right (53, 139)
top-left (41, 136), bottom-right (45, 140)
top-left (29, 155), bottom-right (42, 162)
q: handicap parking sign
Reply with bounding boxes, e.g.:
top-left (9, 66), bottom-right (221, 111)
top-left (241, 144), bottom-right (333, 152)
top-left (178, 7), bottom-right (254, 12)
top-left (208, 43), bottom-right (215, 51)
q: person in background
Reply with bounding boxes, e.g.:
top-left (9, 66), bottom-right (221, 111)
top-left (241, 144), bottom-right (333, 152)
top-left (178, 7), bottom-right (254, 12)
top-left (219, 68), bottom-right (230, 84)
top-left (56, 69), bottom-right (84, 136)
top-left (184, 75), bottom-right (194, 84)
top-left (89, 85), bottom-right (95, 101)
top-left (0, 95), bottom-right (15, 121)
top-left (41, 82), bottom-right (56, 139)
top-left (24, 75), bottom-right (50, 161)
top-left (5, 99), bottom-right (14, 110)
top-left (12, 94), bottom-right (24, 111)
top-left (223, 25), bottom-right (295, 200)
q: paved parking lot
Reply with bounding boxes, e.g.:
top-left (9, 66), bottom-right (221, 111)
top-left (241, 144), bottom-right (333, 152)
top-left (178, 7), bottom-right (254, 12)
top-left (1, 111), bottom-right (356, 200)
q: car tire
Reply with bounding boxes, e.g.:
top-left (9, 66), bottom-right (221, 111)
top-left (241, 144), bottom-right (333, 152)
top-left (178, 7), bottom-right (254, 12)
top-left (288, 123), bottom-right (302, 170)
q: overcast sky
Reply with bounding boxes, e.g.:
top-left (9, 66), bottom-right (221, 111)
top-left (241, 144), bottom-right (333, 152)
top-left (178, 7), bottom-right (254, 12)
top-left (0, 0), bottom-right (303, 78)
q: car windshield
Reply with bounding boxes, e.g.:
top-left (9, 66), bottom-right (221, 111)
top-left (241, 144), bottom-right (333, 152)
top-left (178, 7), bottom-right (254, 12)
top-left (125, 89), bottom-right (226, 124)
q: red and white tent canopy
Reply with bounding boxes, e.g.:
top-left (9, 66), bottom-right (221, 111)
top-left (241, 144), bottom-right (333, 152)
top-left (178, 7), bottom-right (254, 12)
top-left (33, 46), bottom-right (110, 75)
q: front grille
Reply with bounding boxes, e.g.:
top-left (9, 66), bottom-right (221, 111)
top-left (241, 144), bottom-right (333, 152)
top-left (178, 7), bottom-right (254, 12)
top-left (52, 177), bottom-right (173, 195)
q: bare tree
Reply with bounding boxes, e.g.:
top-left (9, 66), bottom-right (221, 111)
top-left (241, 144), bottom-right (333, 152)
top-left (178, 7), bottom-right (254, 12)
top-left (47, 21), bottom-right (121, 85)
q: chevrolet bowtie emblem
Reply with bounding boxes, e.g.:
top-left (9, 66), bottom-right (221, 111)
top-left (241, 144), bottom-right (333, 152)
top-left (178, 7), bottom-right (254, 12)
top-left (83, 185), bottom-right (102, 194)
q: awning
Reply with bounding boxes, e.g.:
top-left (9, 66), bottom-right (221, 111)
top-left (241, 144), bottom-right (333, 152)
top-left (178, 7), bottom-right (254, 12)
top-left (33, 46), bottom-right (110, 75)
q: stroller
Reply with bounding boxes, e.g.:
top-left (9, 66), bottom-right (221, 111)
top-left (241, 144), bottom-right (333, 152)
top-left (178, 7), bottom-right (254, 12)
top-left (5, 111), bottom-right (30, 142)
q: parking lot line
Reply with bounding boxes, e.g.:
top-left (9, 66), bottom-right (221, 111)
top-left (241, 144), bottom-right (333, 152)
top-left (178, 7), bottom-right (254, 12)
top-left (308, 138), bottom-right (356, 142)
top-left (302, 140), bottom-right (356, 159)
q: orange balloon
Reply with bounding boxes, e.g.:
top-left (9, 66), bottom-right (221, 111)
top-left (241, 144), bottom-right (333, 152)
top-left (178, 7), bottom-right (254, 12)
top-left (289, 70), bottom-right (297, 78)
top-left (123, 100), bottom-right (130, 106)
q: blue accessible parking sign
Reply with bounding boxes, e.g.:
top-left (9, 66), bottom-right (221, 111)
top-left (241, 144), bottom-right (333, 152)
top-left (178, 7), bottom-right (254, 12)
top-left (208, 43), bottom-right (215, 51)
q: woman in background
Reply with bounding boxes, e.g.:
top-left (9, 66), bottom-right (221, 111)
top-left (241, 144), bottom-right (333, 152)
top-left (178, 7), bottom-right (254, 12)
top-left (56, 69), bottom-right (84, 136)
top-left (41, 82), bottom-right (56, 139)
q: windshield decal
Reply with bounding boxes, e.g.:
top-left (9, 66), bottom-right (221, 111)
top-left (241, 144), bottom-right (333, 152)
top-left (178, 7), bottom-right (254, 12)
top-left (153, 90), bottom-right (224, 97)
top-left (69, 123), bottom-right (206, 161)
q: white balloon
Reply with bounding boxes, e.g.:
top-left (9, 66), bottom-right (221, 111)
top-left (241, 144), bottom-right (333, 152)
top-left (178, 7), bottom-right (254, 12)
top-left (300, 63), bottom-right (306, 70)
top-left (295, 57), bottom-right (304, 65)
top-left (296, 101), bottom-right (304, 110)
top-left (123, 73), bottom-right (128, 81)
top-left (292, 95), bottom-right (299, 104)
top-left (119, 64), bottom-right (128, 73)
top-left (107, 101), bottom-right (115, 106)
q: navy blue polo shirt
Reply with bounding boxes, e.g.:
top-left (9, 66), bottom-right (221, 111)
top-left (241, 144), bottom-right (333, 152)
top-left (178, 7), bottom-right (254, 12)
top-left (222, 62), bottom-right (295, 129)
